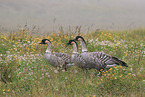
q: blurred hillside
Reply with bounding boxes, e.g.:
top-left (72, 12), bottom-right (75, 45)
top-left (0, 0), bottom-right (145, 32)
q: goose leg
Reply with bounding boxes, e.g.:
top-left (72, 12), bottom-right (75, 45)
top-left (83, 69), bottom-right (89, 79)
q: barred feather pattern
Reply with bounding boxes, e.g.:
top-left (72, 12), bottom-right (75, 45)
top-left (80, 51), bottom-right (127, 69)
top-left (44, 52), bottom-right (74, 68)
top-left (44, 53), bottom-right (64, 67)
top-left (90, 52), bottom-right (112, 63)
top-left (72, 52), bottom-right (106, 71)
top-left (54, 52), bottom-right (73, 65)
top-left (74, 36), bottom-right (128, 68)
top-left (72, 51), bottom-right (127, 70)
top-left (40, 39), bottom-right (74, 69)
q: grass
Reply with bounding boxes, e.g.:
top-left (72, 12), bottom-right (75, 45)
top-left (0, 28), bottom-right (145, 97)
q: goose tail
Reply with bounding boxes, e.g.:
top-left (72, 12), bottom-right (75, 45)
top-left (112, 57), bottom-right (128, 67)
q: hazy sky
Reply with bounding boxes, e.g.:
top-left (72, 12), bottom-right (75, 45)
top-left (0, 0), bottom-right (145, 32)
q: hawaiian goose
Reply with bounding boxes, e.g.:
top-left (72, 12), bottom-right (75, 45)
top-left (39, 39), bottom-right (73, 69)
top-left (74, 36), bottom-right (128, 68)
top-left (67, 39), bottom-right (106, 71)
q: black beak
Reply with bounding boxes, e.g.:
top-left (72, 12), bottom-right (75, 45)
top-left (39, 42), bottom-right (43, 44)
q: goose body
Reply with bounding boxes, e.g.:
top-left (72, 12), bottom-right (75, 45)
top-left (67, 40), bottom-right (106, 71)
top-left (74, 36), bottom-right (128, 69)
top-left (39, 39), bottom-right (73, 69)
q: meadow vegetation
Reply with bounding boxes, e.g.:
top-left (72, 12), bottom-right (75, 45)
top-left (0, 27), bottom-right (145, 97)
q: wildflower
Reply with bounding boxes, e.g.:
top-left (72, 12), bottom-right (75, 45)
top-left (113, 44), bottom-right (116, 46)
top-left (56, 89), bottom-right (59, 91)
top-left (8, 75), bottom-right (11, 78)
top-left (109, 68), bottom-right (112, 71)
top-left (27, 41), bottom-right (30, 43)
top-left (130, 68), bottom-right (133, 71)
top-left (114, 77), bottom-right (117, 79)
top-left (45, 73), bottom-right (48, 75)
top-left (114, 66), bottom-right (117, 69)
top-left (7, 89), bottom-right (10, 92)
top-left (62, 70), bottom-right (65, 72)
top-left (120, 74), bottom-right (123, 77)
top-left (3, 89), bottom-right (5, 91)
top-left (61, 51), bottom-right (64, 53)
top-left (104, 74), bottom-right (107, 76)
top-left (93, 95), bottom-right (96, 97)
top-left (6, 51), bottom-right (10, 54)
top-left (48, 75), bottom-right (50, 78)
top-left (54, 70), bottom-right (58, 73)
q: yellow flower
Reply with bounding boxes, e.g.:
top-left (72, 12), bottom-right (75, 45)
top-left (61, 51), bottom-right (64, 53)
top-left (109, 68), bottom-right (112, 71)
top-left (119, 66), bottom-right (122, 68)
top-left (114, 66), bottom-right (117, 69)
top-left (104, 74), bottom-right (106, 76)
top-left (3, 89), bottom-right (5, 91)
top-left (93, 95), bottom-right (96, 97)
top-left (117, 41), bottom-right (120, 44)
top-left (7, 89), bottom-right (10, 92)
top-left (56, 89), bottom-right (59, 91)
top-left (114, 77), bottom-right (117, 79)
top-left (120, 74), bottom-right (122, 77)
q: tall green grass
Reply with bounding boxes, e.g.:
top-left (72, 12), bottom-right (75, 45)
top-left (0, 28), bottom-right (145, 97)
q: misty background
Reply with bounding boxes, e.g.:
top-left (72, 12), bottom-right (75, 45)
top-left (0, 0), bottom-right (145, 32)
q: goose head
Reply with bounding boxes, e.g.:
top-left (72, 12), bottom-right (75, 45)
top-left (74, 36), bottom-right (86, 43)
top-left (67, 39), bottom-right (77, 45)
top-left (67, 39), bottom-right (78, 53)
top-left (74, 36), bottom-right (88, 52)
top-left (39, 39), bottom-right (52, 53)
top-left (39, 39), bottom-right (51, 44)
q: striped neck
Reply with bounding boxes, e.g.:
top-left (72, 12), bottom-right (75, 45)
top-left (45, 42), bottom-right (52, 53)
top-left (72, 42), bottom-right (78, 54)
top-left (79, 40), bottom-right (88, 52)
